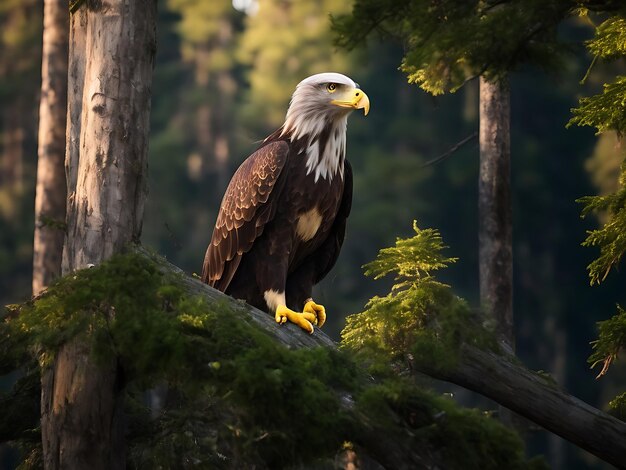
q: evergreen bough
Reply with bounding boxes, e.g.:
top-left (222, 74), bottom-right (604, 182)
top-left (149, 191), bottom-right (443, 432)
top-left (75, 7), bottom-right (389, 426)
top-left (342, 222), bottom-right (496, 374)
top-left (568, 9), bottom-right (626, 393)
top-left (333, 0), bottom-right (626, 419)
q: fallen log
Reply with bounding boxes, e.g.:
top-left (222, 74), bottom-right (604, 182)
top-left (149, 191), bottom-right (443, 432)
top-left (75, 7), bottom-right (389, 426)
top-left (141, 247), bottom-right (626, 468)
top-left (417, 344), bottom-right (626, 469)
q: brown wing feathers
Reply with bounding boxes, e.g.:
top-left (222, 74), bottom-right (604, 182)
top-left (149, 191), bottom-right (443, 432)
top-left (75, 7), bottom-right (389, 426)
top-left (201, 141), bottom-right (289, 291)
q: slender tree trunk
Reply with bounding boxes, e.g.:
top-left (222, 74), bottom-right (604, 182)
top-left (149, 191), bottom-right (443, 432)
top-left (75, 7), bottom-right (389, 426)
top-left (213, 17), bottom-right (235, 192)
top-left (479, 76), bottom-right (513, 351)
top-left (0, 100), bottom-right (25, 216)
top-left (33, 0), bottom-right (69, 296)
top-left (214, 69), bottom-right (232, 192)
top-left (193, 44), bottom-right (212, 181)
top-left (40, 1), bottom-right (157, 468)
top-left (191, 45), bottom-right (232, 192)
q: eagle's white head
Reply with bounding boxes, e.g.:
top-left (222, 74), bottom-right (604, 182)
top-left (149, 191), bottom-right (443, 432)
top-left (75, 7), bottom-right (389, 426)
top-left (281, 72), bottom-right (370, 182)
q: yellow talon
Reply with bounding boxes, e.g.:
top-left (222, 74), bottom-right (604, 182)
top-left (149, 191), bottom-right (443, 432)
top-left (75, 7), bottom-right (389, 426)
top-left (303, 299), bottom-right (326, 328)
top-left (274, 310), bottom-right (287, 324)
top-left (300, 311), bottom-right (318, 323)
top-left (275, 305), bottom-right (314, 334)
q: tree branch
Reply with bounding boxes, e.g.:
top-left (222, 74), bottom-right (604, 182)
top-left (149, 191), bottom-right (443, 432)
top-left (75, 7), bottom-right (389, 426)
top-left (138, 246), bottom-right (443, 468)
top-left (421, 131), bottom-right (478, 167)
top-left (417, 345), bottom-right (626, 469)
top-left (139, 247), bottom-right (626, 468)
top-left (138, 247), bottom-right (335, 350)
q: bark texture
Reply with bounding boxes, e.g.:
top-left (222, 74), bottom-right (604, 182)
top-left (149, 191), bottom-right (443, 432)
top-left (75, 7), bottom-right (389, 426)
top-left (479, 76), bottom-right (513, 350)
top-left (62, 1), bottom-right (156, 271)
top-left (33, 0), bottom-right (69, 296)
top-left (41, 2), bottom-right (157, 469)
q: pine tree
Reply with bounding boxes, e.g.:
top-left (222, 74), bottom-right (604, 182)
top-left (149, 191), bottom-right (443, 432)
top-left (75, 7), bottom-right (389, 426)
top-left (333, 1), bottom-right (626, 460)
top-left (0, 0), bottom-right (42, 305)
top-left (40, 2), bottom-right (157, 467)
top-left (332, 0), bottom-right (626, 355)
top-left (32, 0), bottom-right (68, 296)
top-left (332, 0), bottom-right (583, 351)
top-left (568, 9), bottom-right (626, 416)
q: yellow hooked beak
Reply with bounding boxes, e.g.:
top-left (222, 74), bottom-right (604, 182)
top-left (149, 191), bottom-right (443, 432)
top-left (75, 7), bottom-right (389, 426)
top-left (331, 87), bottom-right (370, 116)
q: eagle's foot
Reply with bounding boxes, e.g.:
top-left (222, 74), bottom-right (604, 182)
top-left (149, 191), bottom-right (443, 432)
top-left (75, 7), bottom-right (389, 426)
top-left (275, 305), bottom-right (314, 334)
top-left (303, 299), bottom-right (326, 328)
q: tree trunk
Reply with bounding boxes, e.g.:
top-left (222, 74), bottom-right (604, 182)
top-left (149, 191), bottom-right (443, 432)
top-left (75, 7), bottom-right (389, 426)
top-left (33, 0), bottom-right (69, 296)
top-left (40, 2), bottom-right (157, 468)
top-left (479, 76), bottom-right (513, 351)
top-left (190, 23), bottom-right (233, 193)
top-left (0, 100), bottom-right (25, 218)
top-left (62, 2), bottom-right (155, 270)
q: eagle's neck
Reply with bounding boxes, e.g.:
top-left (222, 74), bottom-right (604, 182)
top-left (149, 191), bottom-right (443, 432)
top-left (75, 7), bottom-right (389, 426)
top-left (281, 114), bottom-right (347, 183)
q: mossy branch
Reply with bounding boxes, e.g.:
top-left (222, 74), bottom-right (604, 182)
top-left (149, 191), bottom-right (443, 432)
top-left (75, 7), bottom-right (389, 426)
top-left (4, 245), bottom-right (625, 467)
top-left (415, 344), bottom-right (626, 469)
top-left (3, 247), bottom-right (538, 469)
top-left (341, 223), bottom-right (626, 468)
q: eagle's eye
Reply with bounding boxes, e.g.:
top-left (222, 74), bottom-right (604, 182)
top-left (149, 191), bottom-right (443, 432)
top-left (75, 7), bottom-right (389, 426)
top-left (326, 83), bottom-right (337, 93)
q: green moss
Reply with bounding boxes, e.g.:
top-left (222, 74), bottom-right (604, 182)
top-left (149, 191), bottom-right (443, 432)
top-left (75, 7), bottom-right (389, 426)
top-left (6, 253), bottom-right (360, 467)
top-left (4, 252), bottom-right (538, 468)
top-left (356, 379), bottom-right (547, 470)
top-left (13, 252), bottom-right (172, 368)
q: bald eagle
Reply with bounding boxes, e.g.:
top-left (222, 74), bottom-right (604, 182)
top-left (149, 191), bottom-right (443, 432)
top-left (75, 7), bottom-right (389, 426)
top-left (202, 72), bottom-right (369, 333)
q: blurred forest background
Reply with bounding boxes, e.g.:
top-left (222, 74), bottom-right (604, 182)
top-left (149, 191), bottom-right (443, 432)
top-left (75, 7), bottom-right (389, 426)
top-left (1, 0), bottom-right (625, 468)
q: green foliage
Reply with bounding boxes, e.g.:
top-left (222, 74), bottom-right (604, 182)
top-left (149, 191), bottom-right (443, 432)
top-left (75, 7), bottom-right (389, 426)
top-left (7, 252), bottom-right (358, 467)
top-left (333, 0), bottom-right (570, 95)
top-left (342, 222), bottom-right (496, 373)
top-left (569, 76), bottom-right (626, 134)
top-left (14, 252), bottom-right (180, 372)
top-left (340, 223), bottom-right (543, 467)
top-left (608, 391), bottom-right (626, 420)
top-left (578, 180), bottom-right (626, 285)
top-left (356, 379), bottom-right (547, 470)
top-left (3, 252), bottom-right (540, 468)
top-left (126, 397), bottom-right (229, 469)
top-left (586, 16), bottom-right (626, 60)
top-left (569, 10), bottom-right (626, 388)
top-left (125, 338), bottom-right (357, 467)
top-left (588, 304), bottom-right (626, 378)
top-left (364, 221), bottom-right (457, 282)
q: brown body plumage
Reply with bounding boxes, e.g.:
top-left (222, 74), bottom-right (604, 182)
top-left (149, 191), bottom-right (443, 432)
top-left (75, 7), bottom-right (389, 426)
top-left (201, 72), bottom-right (369, 332)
